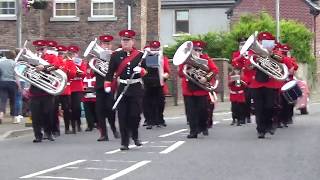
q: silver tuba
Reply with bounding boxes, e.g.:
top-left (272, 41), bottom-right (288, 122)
top-left (173, 41), bottom-right (218, 92)
top-left (84, 38), bottom-right (112, 77)
top-left (240, 31), bottom-right (288, 81)
top-left (14, 41), bottom-right (68, 96)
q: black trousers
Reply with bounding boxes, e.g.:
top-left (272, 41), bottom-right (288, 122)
top-left (117, 95), bottom-right (143, 146)
top-left (251, 88), bottom-right (276, 133)
top-left (207, 100), bottom-right (214, 127)
top-left (244, 87), bottom-right (252, 119)
top-left (143, 86), bottom-right (165, 126)
top-left (279, 94), bottom-right (294, 124)
top-left (83, 101), bottom-right (97, 129)
top-left (231, 102), bottom-right (246, 123)
top-left (96, 89), bottom-right (116, 137)
top-left (184, 95), bottom-right (208, 135)
top-left (71, 92), bottom-right (83, 128)
top-left (30, 95), bottom-right (54, 139)
top-left (53, 95), bottom-right (73, 132)
top-left (0, 81), bottom-right (18, 116)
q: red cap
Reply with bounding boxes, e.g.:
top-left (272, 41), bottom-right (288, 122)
top-left (149, 41), bottom-right (161, 49)
top-left (119, 29), bottom-right (136, 38)
top-left (281, 44), bottom-right (291, 51)
top-left (257, 32), bottom-right (275, 41)
top-left (192, 40), bottom-right (206, 49)
top-left (68, 45), bottom-right (80, 53)
top-left (56, 45), bottom-right (68, 52)
top-left (46, 40), bottom-right (58, 47)
top-left (99, 35), bottom-right (114, 42)
top-left (32, 40), bottom-right (47, 47)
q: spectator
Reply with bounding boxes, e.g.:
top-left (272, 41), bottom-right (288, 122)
top-left (0, 50), bottom-right (20, 124)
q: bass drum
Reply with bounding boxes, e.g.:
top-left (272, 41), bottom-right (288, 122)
top-left (281, 80), bottom-right (302, 104)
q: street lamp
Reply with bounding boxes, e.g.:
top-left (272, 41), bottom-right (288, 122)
top-left (276, 0), bottom-right (280, 42)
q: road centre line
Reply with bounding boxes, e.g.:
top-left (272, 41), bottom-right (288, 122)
top-left (102, 161), bottom-right (151, 180)
top-left (20, 160), bottom-right (86, 179)
top-left (158, 129), bottom-right (188, 138)
top-left (35, 176), bottom-right (93, 180)
top-left (105, 141), bottom-right (148, 154)
top-left (159, 141), bottom-right (185, 154)
top-left (85, 167), bottom-right (117, 171)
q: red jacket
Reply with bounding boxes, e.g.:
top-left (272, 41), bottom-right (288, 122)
top-left (58, 56), bottom-right (77, 95)
top-left (162, 55), bottom-right (171, 94)
top-left (70, 59), bottom-right (87, 92)
top-left (179, 54), bottom-right (219, 96)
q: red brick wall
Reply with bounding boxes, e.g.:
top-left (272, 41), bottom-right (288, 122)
top-left (0, 0), bottom-right (159, 52)
top-left (230, 0), bottom-right (314, 30)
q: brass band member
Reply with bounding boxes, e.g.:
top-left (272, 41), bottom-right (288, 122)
top-left (68, 45), bottom-right (87, 132)
top-left (178, 40), bottom-right (219, 138)
top-left (30, 40), bottom-right (61, 142)
top-left (142, 40), bottom-right (170, 129)
top-left (95, 35), bottom-right (120, 141)
top-left (104, 30), bottom-right (147, 150)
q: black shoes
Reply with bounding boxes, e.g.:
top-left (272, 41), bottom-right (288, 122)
top-left (47, 134), bottom-right (55, 141)
top-left (33, 138), bottom-right (42, 143)
top-left (85, 127), bottom-right (93, 132)
top-left (97, 136), bottom-right (109, 141)
top-left (120, 145), bottom-right (129, 151)
top-left (142, 121), bottom-right (147, 126)
top-left (134, 139), bottom-right (142, 146)
top-left (202, 129), bottom-right (209, 136)
top-left (187, 134), bottom-right (197, 139)
top-left (65, 130), bottom-right (76, 134)
top-left (258, 132), bottom-right (265, 139)
top-left (113, 130), bottom-right (120, 139)
top-left (146, 125), bottom-right (152, 130)
top-left (267, 128), bottom-right (276, 135)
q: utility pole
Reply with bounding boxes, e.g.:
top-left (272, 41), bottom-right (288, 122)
top-left (128, 4), bottom-right (131, 30)
top-left (276, 0), bottom-right (280, 42)
top-left (16, 0), bottom-right (22, 48)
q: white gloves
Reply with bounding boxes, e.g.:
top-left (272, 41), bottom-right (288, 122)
top-left (104, 87), bottom-right (111, 93)
top-left (133, 66), bottom-right (142, 73)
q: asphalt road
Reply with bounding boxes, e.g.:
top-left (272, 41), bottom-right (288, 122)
top-left (0, 103), bottom-right (320, 180)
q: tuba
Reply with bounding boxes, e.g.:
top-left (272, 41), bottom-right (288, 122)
top-left (84, 38), bottom-right (112, 77)
top-left (14, 41), bottom-right (67, 96)
top-left (240, 31), bottom-right (288, 81)
top-left (173, 41), bottom-right (218, 92)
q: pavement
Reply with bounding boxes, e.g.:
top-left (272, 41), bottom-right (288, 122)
top-left (0, 92), bottom-right (319, 140)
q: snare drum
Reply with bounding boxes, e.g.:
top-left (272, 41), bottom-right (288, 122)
top-left (281, 80), bottom-right (302, 104)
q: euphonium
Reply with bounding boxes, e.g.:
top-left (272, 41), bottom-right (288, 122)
top-left (173, 41), bottom-right (218, 92)
top-left (240, 31), bottom-right (288, 81)
top-left (14, 41), bottom-right (67, 96)
top-left (84, 38), bottom-right (112, 77)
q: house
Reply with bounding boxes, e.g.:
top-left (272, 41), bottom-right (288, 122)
top-left (0, 0), bottom-right (161, 51)
top-left (226, 0), bottom-right (320, 82)
top-left (160, 0), bottom-right (236, 46)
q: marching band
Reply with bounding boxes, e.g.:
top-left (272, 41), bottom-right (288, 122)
top-left (13, 29), bottom-right (302, 147)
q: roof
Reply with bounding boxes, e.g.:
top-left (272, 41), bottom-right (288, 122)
top-left (161, 0), bottom-right (236, 9)
top-left (226, 0), bottom-right (320, 16)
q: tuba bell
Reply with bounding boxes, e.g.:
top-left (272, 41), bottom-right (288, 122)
top-left (14, 41), bottom-right (68, 96)
top-left (173, 41), bottom-right (218, 92)
top-left (240, 31), bottom-right (288, 81)
top-left (84, 38), bottom-right (112, 77)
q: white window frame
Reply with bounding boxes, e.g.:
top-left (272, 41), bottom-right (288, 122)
top-left (0, 0), bottom-right (16, 19)
top-left (53, 0), bottom-right (77, 18)
top-left (91, 0), bottom-right (115, 17)
top-left (174, 10), bottom-right (190, 35)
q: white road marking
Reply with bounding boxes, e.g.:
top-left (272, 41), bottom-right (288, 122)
top-left (222, 118), bottom-right (233, 121)
top-left (160, 141), bottom-right (176, 143)
top-left (159, 141), bottom-right (185, 154)
top-left (90, 160), bottom-right (101, 162)
top-left (102, 161), bottom-right (151, 180)
top-left (165, 116), bottom-right (184, 120)
top-left (65, 167), bottom-right (79, 169)
top-left (104, 141), bottom-right (148, 154)
top-left (105, 160), bottom-right (138, 163)
top-left (213, 112), bottom-right (232, 115)
top-left (35, 176), bottom-right (93, 180)
top-left (158, 129), bottom-right (188, 138)
top-left (213, 121), bottom-right (220, 125)
top-left (85, 167), bottom-right (117, 171)
top-left (20, 160), bottom-right (86, 179)
top-left (149, 145), bottom-right (169, 148)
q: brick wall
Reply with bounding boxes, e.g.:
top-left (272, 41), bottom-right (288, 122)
top-left (0, 0), bottom-right (159, 52)
top-left (146, 0), bottom-right (160, 43)
top-left (230, 0), bottom-right (314, 30)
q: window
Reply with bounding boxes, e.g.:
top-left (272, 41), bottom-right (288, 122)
top-left (175, 10), bottom-right (189, 34)
top-left (53, 0), bottom-right (77, 17)
top-left (0, 0), bottom-right (15, 16)
top-left (91, 0), bottom-right (115, 17)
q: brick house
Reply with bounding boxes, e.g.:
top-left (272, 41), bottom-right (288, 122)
top-left (226, 0), bottom-right (320, 83)
top-left (0, 0), bottom-right (160, 51)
